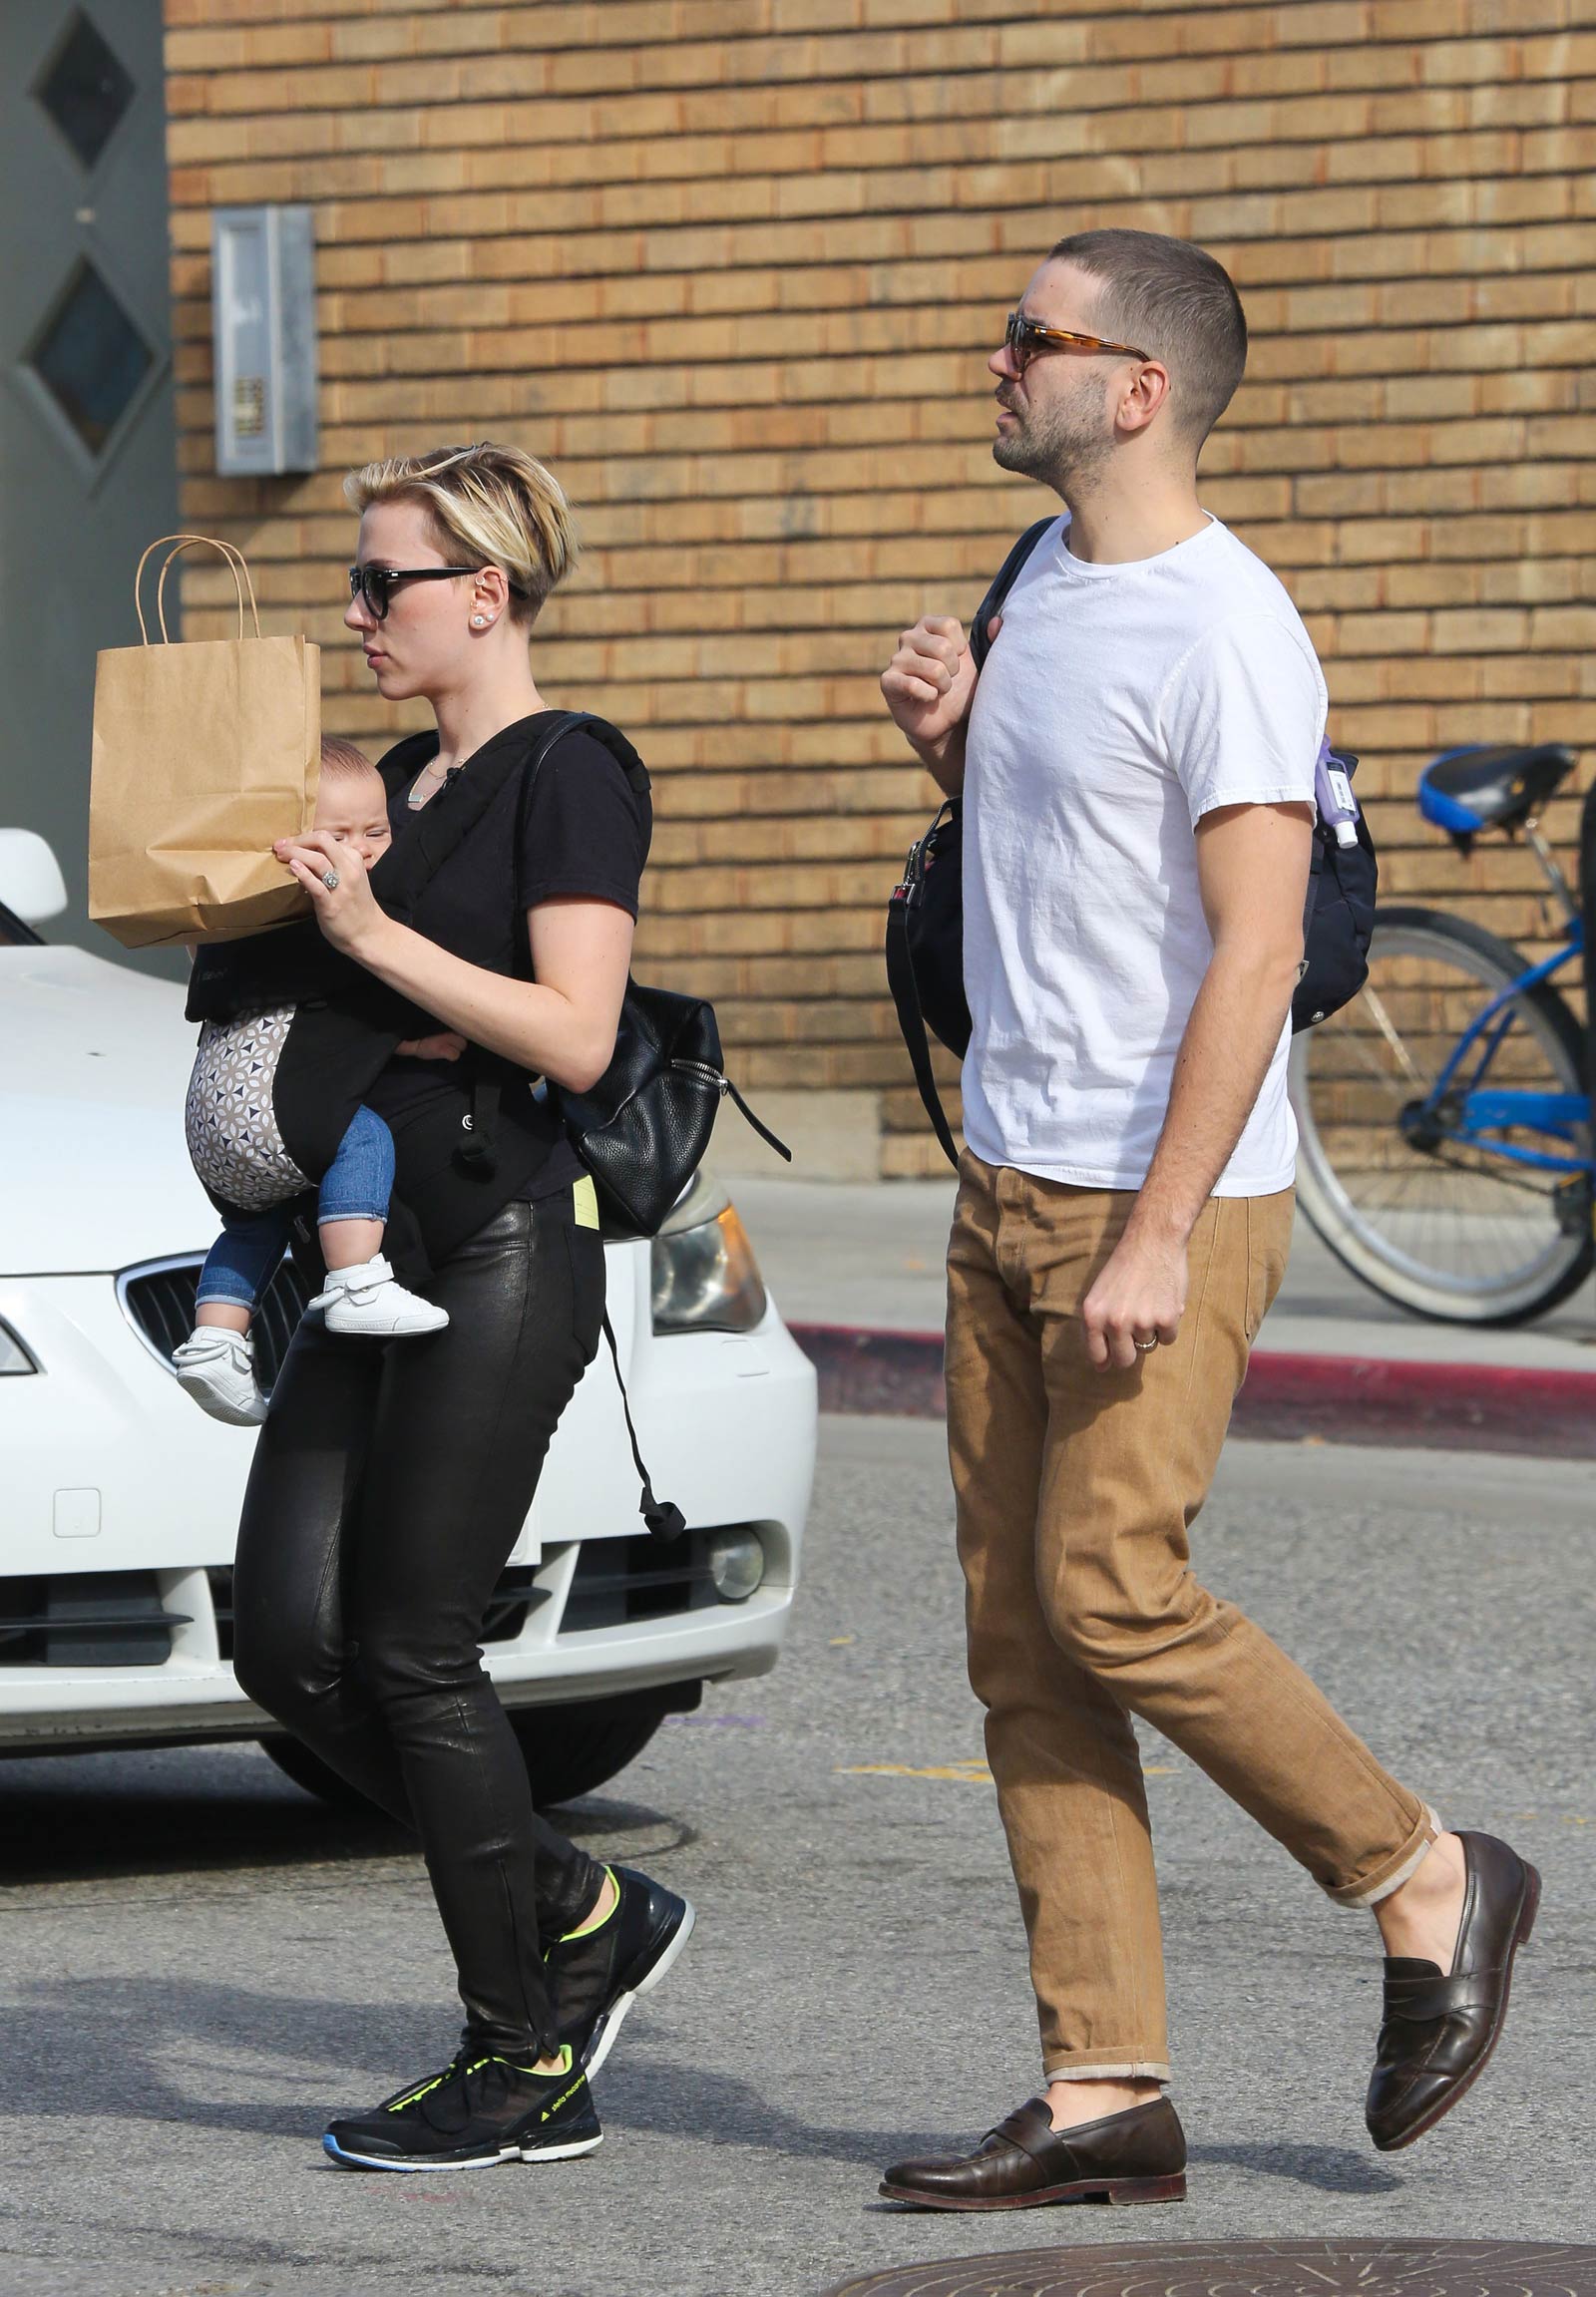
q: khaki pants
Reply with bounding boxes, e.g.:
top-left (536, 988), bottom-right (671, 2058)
top-left (947, 1150), bottom-right (1435, 2081)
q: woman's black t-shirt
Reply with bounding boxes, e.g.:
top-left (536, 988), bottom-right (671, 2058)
top-left (366, 712), bottom-right (651, 1203)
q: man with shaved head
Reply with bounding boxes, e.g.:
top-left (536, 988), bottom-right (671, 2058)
top-left (877, 228), bottom-right (1536, 2210)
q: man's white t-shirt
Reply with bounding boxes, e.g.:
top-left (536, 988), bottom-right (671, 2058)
top-left (960, 513), bottom-right (1326, 1196)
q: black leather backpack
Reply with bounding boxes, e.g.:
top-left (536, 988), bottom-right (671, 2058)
top-left (885, 518), bottom-right (1379, 1165)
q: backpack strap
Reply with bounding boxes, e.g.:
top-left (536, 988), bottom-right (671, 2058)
top-left (721, 1076), bottom-right (792, 1162)
top-left (372, 709), bottom-right (598, 927)
top-left (460, 712), bottom-right (650, 1172)
top-left (970, 515), bottom-right (1058, 673)
top-left (886, 521), bottom-right (1057, 1168)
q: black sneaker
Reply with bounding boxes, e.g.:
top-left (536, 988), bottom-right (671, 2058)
top-left (322, 2045), bottom-right (600, 2172)
top-left (550, 1864), bottom-right (695, 2077)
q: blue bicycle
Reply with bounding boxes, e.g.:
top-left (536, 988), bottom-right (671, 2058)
top-left (1289, 741), bottom-right (1594, 1325)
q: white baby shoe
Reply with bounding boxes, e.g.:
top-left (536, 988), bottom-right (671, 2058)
top-left (173, 1327), bottom-right (269, 1426)
top-left (312, 1256), bottom-right (450, 1338)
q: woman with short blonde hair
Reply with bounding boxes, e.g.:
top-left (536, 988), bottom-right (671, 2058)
top-left (228, 440), bottom-right (693, 2173)
top-left (346, 440), bottom-right (578, 624)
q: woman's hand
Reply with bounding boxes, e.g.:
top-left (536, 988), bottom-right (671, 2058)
top-left (274, 831), bottom-right (388, 958)
top-left (395, 1029), bottom-right (468, 1062)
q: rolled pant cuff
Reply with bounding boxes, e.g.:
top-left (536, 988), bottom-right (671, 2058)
top-left (1042, 2059), bottom-right (1171, 2085)
top-left (1328, 1803), bottom-right (1443, 1909)
top-left (195, 1279), bottom-right (258, 1310)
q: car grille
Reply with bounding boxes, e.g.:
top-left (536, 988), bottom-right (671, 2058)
top-left (0, 1542), bottom-right (734, 1675)
top-left (0, 1571), bottom-right (188, 1667)
top-left (563, 1530), bottom-right (721, 1632)
top-left (202, 1563), bottom-right (548, 1665)
top-left (119, 1255), bottom-right (314, 1395)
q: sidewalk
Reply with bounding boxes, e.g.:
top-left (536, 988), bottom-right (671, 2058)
top-left (732, 1176), bottom-right (1596, 1457)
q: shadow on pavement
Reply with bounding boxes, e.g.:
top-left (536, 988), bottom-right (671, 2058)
top-left (0, 1970), bottom-right (953, 2168)
top-left (603, 2047), bottom-right (1400, 2196)
top-left (0, 1754), bottom-right (406, 1886)
top-left (1188, 2137), bottom-right (1400, 2195)
top-left (0, 1975), bottom-right (452, 2139)
top-left (0, 1751), bottom-right (1396, 2203)
top-left (0, 1966), bottom-right (1400, 2202)
top-left (0, 1742), bottom-right (688, 1887)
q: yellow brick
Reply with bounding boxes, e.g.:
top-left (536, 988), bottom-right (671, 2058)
top-left (160, 0), bottom-right (1595, 1170)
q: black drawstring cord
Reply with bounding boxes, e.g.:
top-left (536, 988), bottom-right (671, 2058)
top-left (600, 1309), bottom-right (686, 1542)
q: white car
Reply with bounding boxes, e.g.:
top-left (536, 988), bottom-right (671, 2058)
top-left (0, 831), bottom-right (816, 1807)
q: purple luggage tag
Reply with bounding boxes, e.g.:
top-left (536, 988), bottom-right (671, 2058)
top-left (1314, 736), bottom-right (1361, 850)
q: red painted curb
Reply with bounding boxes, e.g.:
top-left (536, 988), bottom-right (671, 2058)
top-left (787, 1323), bottom-right (1596, 1460)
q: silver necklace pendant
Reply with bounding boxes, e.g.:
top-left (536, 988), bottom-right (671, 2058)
top-left (407, 759), bottom-right (450, 810)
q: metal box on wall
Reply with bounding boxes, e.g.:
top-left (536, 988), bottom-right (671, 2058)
top-left (210, 205), bottom-right (317, 476)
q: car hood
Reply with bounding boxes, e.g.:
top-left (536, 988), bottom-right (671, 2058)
top-left (1, 943), bottom-right (218, 1274)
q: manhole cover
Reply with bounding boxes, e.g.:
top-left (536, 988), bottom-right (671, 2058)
top-left (821, 2241), bottom-right (1596, 2297)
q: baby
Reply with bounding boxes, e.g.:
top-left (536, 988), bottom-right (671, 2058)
top-left (173, 735), bottom-right (463, 1426)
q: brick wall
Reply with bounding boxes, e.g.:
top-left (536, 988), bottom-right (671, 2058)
top-left (162, 0), bottom-right (1596, 1178)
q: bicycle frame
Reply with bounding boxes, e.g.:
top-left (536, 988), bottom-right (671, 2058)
top-left (1416, 916), bottom-right (1592, 1178)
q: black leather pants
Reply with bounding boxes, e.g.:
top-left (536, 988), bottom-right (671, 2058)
top-left (232, 1196), bottom-right (607, 2058)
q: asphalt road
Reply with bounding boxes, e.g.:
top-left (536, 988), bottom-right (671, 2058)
top-left (1, 1421), bottom-right (1590, 2297)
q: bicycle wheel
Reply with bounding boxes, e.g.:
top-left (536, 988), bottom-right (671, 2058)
top-left (1289, 905), bottom-right (1593, 1324)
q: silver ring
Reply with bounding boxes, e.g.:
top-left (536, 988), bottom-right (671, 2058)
top-left (1133, 1336), bottom-right (1158, 1352)
top-left (321, 869), bottom-right (340, 892)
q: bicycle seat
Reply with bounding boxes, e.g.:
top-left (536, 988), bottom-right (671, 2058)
top-left (1418, 743), bottom-right (1576, 838)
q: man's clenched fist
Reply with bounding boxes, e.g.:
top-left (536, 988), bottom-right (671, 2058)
top-left (881, 613), bottom-right (1000, 794)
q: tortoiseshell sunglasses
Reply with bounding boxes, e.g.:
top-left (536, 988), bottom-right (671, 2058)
top-left (1003, 310), bottom-right (1149, 373)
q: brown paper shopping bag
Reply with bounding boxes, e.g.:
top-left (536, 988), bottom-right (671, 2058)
top-left (88, 534), bottom-right (321, 949)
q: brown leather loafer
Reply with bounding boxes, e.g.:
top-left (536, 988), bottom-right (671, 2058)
top-left (879, 2096), bottom-right (1186, 2210)
top-left (1367, 1829), bottom-right (1540, 2152)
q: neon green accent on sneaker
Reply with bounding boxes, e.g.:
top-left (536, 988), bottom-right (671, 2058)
top-left (503, 2045), bottom-right (574, 2080)
top-left (558, 1867), bottom-right (618, 1944)
top-left (386, 2055), bottom-right (492, 2112)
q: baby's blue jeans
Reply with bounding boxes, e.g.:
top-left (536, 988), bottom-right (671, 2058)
top-left (196, 1103), bottom-right (395, 1313)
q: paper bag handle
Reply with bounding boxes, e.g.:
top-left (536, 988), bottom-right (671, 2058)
top-left (134, 534), bottom-right (262, 644)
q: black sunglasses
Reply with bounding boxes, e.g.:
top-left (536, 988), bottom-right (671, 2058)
top-left (347, 563), bottom-right (527, 622)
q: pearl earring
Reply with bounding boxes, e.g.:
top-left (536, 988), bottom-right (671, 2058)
top-left (471, 613), bottom-right (487, 627)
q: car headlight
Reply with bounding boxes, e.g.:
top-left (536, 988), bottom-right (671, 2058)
top-left (0, 1321), bottom-right (38, 1373)
top-left (650, 1173), bottom-right (768, 1335)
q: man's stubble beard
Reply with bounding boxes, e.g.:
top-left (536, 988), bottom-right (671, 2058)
top-left (992, 385), bottom-right (1113, 497)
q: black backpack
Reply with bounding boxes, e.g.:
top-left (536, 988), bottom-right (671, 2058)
top-left (885, 518), bottom-right (1379, 1165)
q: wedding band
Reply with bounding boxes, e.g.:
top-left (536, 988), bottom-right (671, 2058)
top-left (1133, 1336), bottom-right (1158, 1352)
top-left (322, 869), bottom-right (340, 892)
